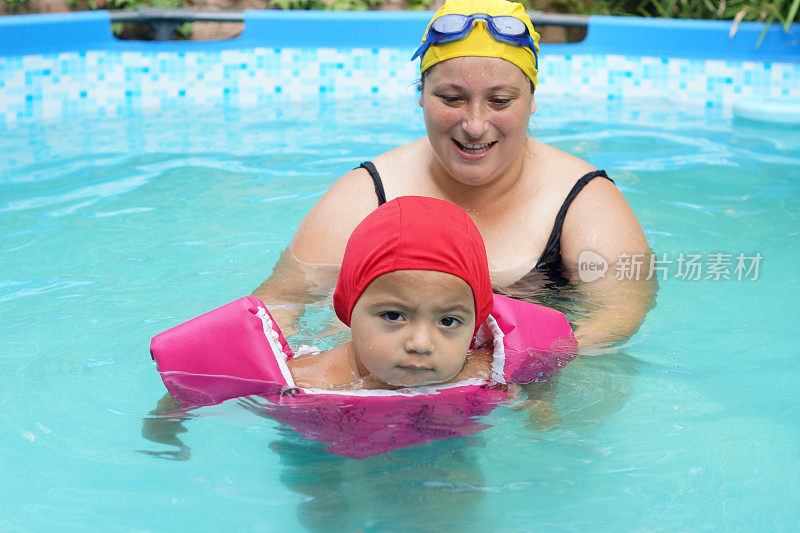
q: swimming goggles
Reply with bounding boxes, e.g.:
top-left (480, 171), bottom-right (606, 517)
top-left (411, 13), bottom-right (538, 69)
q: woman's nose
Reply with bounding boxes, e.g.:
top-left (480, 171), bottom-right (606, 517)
top-left (404, 324), bottom-right (434, 354)
top-left (461, 102), bottom-right (489, 139)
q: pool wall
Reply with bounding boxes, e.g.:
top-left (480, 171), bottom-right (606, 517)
top-left (0, 10), bottom-right (798, 123)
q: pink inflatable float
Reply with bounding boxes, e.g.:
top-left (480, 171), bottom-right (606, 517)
top-left (150, 294), bottom-right (577, 458)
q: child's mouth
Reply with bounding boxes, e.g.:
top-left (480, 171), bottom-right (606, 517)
top-left (398, 365), bottom-right (432, 372)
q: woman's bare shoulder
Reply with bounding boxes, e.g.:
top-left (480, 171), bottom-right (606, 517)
top-left (528, 138), bottom-right (596, 180)
top-left (371, 138), bottom-right (432, 194)
top-left (549, 150), bottom-right (649, 265)
top-left (291, 139), bottom-right (429, 264)
top-left (374, 137), bottom-right (429, 163)
top-left (290, 165), bottom-right (381, 264)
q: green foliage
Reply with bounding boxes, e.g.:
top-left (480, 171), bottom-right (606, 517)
top-left (2, 0), bottom-right (796, 38)
top-left (268, 0), bottom-right (412, 8)
top-left (327, 0), bottom-right (385, 9)
top-left (648, 0), bottom-right (797, 29)
top-left (405, 0), bottom-right (432, 9)
top-left (268, 0), bottom-right (326, 9)
top-left (539, 0), bottom-right (796, 46)
top-left (543, 0), bottom-right (798, 28)
top-left (59, 0), bottom-right (192, 38)
top-left (58, 0), bottom-right (186, 10)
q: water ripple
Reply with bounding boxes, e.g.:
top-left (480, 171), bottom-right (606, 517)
top-left (2, 173), bottom-right (154, 214)
top-left (0, 277), bottom-right (97, 303)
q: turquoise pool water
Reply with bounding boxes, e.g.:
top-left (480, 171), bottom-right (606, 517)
top-left (2, 94), bottom-right (799, 531)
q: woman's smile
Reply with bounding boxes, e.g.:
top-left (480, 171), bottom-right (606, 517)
top-left (453, 139), bottom-right (497, 158)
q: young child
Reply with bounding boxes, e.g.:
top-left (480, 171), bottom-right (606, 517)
top-left (151, 194), bottom-right (575, 408)
top-left (147, 195), bottom-right (576, 457)
top-left (285, 195), bottom-right (496, 390)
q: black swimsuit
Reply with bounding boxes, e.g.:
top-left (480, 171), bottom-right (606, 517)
top-left (358, 161), bottom-right (614, 276)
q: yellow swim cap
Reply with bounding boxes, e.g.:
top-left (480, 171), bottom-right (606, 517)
top-left (419, 0), bottom-right (540, 88)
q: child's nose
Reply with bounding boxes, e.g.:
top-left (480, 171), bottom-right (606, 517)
top-left (404, 323), bottom-right (434, 354)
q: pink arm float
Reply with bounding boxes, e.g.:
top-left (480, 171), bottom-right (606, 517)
top-left (150, 294), bottom-right (577, 410)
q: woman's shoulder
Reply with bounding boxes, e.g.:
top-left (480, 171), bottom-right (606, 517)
top-left (534, 139), bottom-right (649, 264)
top-left (527, 138), bottom-right (596, 181)
top-left (372, 138), bottom-right (431, 179)
top-left (332, 138), bottom-right (429, 197)
top-left (375, 137), bottom-right (430, 160)
top-left (290, 164), bottom-right (381, 264)
top-left (528, 139), bottom-right (622, 204)
top-left (291, 140), bottom-right (429, 264)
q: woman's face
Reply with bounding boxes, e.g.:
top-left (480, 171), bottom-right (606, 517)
top-left (419, 56), bottom-right (536, 187)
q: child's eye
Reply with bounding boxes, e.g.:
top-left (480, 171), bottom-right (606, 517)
top-left (381, 311), bottom-right (404, 322)
top-left (440, 316), bottom-right (462, 328)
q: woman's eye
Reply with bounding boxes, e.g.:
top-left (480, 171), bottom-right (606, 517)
top-left (439, 95), bottom-right (461, 104)
top-left (491, 98), bottom-right (511, 107)
top-left (440, 317), bottom-right (462, 328)
top-left (381, 311), bottom-right (404, 322)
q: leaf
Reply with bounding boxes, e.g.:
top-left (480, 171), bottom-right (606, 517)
top-left (730, 7), bottom-right (749, 38)
top-left (650, 0), bottom-right (671, 18)
top-left (756, 14), bottom-right (776, 48)
top-left (787, 0), bottom-right (800, 29)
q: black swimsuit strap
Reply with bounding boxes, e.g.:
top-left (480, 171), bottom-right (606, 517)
top-left (536, 170), bottom-right (614, 268)
top-left (358, 161), bottom-right (387, 206)
top-left (356, 162), bottom-right (611, 271)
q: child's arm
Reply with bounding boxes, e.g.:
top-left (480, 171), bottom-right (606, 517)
top-left (139, 392), bottom-right (192, 461)
top-left (449, 347), bottom-right (494, 382)
top-left (286, 343), bottom-right (359, 390)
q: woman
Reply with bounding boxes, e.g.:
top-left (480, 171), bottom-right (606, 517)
top-left (253, 0), bottom-right (655, 349)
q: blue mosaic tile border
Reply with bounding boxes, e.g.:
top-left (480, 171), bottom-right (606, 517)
top-left (2, 46), bottom-right (798, 124)
top-left (0, 48), bottom-right (419, 123)
top-left (538, 54), bottom-right (800, 109)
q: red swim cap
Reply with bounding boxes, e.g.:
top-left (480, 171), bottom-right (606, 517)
top-left (333, 196), bottom-right (493, 333)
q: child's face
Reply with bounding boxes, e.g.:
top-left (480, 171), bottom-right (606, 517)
top-left (349, 269), bottom-right (477, 387)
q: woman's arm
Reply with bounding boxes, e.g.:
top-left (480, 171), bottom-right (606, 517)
top-left (251, 167), bottom-right (379, 334)
top-left (251, 249), bottom-right (339, 337)
top-left (559, 177), bottom-right (658, 351)
top-left (568, 269), bottom-right (658, 352)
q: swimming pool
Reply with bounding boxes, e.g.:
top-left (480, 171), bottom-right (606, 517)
top-left (2, 10), bottom-right (799, 532)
